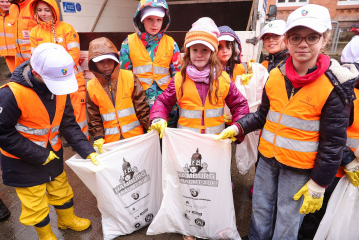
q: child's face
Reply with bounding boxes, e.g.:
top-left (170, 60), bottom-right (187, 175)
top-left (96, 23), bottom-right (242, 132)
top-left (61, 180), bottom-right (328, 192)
top-left (190, 44), bottom-right (211, 71)
top-left (95, 59), bottom-right (115, 76)
top-left (217, 41), bottom-right (232, 66)
top-left (37, 1), bottom-right (53, 23)
top-left (284, 27), bottom-right (328, 67)
top-left (143, 16), bottom-right (163, 35)
top-left (263, 34), bottom-right (285, 54)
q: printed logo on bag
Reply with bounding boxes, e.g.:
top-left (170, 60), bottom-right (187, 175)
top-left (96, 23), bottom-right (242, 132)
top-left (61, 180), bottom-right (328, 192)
top-left (131, 191), bottom-right (140, 200)
top-left (145, 213), bottom-right (153, 222)
top-left (183, 212), bottom-right (191, 221)
top-left (134, 222), bottom-right (141, 229)
top-left (178, 148), bottom-right (219, 187)
top-left (190, 188), bottom-right (200, 197)
top-left (195, 218), bottom-right (206, 227)
top-left (113, 158), bottom-right (151, 196)
top-left (301, 10), bottom-right (309, 16)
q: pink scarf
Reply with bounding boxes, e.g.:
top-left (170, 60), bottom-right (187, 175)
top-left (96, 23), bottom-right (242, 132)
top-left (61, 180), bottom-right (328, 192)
top-left (186, 63), bottom-right (211, 84)
top-left (285, 54), bottom-right (331, 89)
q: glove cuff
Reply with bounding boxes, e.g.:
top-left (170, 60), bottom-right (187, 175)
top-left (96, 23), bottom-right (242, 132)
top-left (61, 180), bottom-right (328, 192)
top-left (308, 179), bottom-right (325, 198)
top-left (152, 118), bottom-right (165, 124)
top-left (345, 158), bottom-right (359, 172)
top-left (229, 125), bottom-right (239, 136)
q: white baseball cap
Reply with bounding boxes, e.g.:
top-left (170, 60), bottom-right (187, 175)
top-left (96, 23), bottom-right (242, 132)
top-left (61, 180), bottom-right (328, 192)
top-left (92, 53), bottom-right (120, 64)
top-left (259, 20), bottom-right (286, 40)
top-left (186, 40), bottom-right (215, 52)
top-left (341, 36), bottom-right (359, 63)
top-left (285, 4), bottom-right (332, 34)
top-left (140, 7), bottom-right (165, 22)
top-left (218, 35), bottom-right (235, 42)
top-left (31, 43), bottom-right (78, 95)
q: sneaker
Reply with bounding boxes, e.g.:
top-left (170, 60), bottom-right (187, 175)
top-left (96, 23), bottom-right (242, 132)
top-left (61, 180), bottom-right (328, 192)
top-left (0, 199), bottom-right (11, 221)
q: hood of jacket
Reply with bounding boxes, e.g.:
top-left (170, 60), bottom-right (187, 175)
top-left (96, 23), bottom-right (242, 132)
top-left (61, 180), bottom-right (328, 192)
top-left (10, 60), bottom-right (34, 88)
top-left (218, 26), bottom-right (242, 63)
top-left (30, 0), bottom-right (60, 28)
top-left (133, 0), bottom-right (170, 41)
top-left (88, 37), bottom-right (120, 83)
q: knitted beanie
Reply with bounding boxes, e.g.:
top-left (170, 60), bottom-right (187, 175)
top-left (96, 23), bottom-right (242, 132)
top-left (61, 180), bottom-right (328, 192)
top-left (184, 17), bottom-right (220, 52)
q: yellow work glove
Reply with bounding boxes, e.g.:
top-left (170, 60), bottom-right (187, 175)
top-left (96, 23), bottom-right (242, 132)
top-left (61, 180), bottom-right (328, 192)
top-left (241, 73), bottom-right (253, 85)
top-left (93, 138), bottom-right (105, 154)
top-left (344, 158), bottom-right (359, 187)
top-left (86, 152), bottom-right (99, 166)
top-left (223, 114), bottom-right (232, 124)
top-left (151, 118), bottom-right (167, 138)
top-left (215, 125), bottom-right (239, 142)
top-left (293, 180), bottom-right (325, 214)
top-left (43, 151), bottom-right (59, 165)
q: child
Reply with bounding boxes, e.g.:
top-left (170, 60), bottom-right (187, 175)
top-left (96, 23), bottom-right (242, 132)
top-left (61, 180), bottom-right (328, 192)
top-left (235, 5), bottom-right (359, 240)
top-left (120, 0), bottom-right (181, 126)
top-left (149, 17), bottom-right (249, 240)
top-left (86, 37), bottom-right (150, 153)
top-left (30, 0), bottom-right (88, 140)
top-left (260, 20), bottom-right (288, 72)
top-left (217, 26), bottom-right (246, 81)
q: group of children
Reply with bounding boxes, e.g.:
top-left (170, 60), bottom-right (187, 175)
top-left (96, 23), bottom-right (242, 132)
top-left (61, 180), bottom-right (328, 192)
top-left (1, 0), bottom-right (359, 239)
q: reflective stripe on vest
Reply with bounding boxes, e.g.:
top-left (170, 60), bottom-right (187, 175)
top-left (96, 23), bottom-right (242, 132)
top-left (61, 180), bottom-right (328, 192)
top-left (174, 72), bottom-right (230, 135)
top-left (128, 33), bottom-right (174, 91)
top-left (347, 137), bottom-right (359, 150)
top-left (16, 53), bottom-right (31, 58)
top-left (0, 82), bottom-right (66, 159)
top-left (15, 39), bottom-right (30, 45)
top-left (87, 70), bottom-right (144, 143)
top-left (258, 68), bottom-right (334, 169)
top-left (0, 32), bottom-right (14, 38)
top-left (67, 42), bottom-right (80, 49)
top-left (78, 119), bottom-right (88, 129)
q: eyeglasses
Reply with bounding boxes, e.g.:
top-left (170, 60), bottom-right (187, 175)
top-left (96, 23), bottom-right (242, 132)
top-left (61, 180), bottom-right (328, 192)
top-left (288, 34), bottom-right (322, 45)
top-left (263, 34), bottom-right (282, 42)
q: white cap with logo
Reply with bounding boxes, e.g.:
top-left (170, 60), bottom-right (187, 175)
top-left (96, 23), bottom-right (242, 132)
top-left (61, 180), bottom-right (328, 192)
top-left (259, 20), bottom-right (286, 40)
top-left (285, 4), bottom-right (332, 34)
top-left (140, 7), bottom-right (165, 22)
top-left (31, 43), bottom-right (78, 95)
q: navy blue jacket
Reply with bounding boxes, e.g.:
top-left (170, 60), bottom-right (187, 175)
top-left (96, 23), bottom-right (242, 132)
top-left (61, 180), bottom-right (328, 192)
top-left (0, 61), bottom-right (95, 187)
top-left (237, 60), bottom-right (359, 187)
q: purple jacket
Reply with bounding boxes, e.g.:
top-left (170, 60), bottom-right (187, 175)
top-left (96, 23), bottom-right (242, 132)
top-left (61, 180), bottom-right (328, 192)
top-left (150, 76), bottom-right (249, 142)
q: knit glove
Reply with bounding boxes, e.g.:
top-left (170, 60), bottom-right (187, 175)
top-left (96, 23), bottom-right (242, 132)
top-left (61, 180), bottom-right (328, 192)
top-left (150, 118), bottom-right (167, 138)
top-left (293, 179), bottom-right (325, 214)
top-left (87, 152), bottom-right (99, 166)
top-left (344, 158), bottom-right (359, 187)
top-left (43, 151), bottom-right (59, 165)
top-left (215, 125), bottom-right (239, 142)
top-left (93, 138), bottom-right (105, 154)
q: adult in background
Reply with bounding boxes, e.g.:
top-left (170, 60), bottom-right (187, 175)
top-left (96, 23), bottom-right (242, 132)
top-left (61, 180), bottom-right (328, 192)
top-left (8, 0), bottom-right (37, 68)
top-left (29, 0), bottom-right (88, 141)
top-left (0, 43), bottom-right (99, 239)
top-left (0, 0), bottom-right (16, 76)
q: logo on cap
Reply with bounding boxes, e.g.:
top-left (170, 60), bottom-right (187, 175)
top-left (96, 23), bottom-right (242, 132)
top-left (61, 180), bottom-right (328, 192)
top-left (269, 23), bottom-right (273, 27)
top-left (301, 10), bottom-right (309, 16)
top-left (61, 69), bottom-right (68, 75)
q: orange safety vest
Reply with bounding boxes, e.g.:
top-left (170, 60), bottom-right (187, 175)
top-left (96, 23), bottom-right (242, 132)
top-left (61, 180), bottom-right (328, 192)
top-left (128, 33), bottom-right (174, 91)
top-left (0, 11), bottom-right (15, 57)
top-left (258, 68), bottom-right (334, 169)
top-left (0, 82), bottom-right (66, 159)
top-left (87, 70), bottom-right (144, 143)
top-left (261, 60), bottom-right (269, 69)
top-left (232, 63), bottom-right (246, 82)
top-left (174, 72), bottom-right (230, 134)
top-left (9, 0), bottom-right (37, 63)
top-left (336, 88), bottom-right (359, 178)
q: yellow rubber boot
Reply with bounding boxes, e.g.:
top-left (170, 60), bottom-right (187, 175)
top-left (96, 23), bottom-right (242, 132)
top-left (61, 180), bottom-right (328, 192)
top-left (55, 207), bottom-right (91, 231)
top-left (34, 223), bottom-right (57, 240)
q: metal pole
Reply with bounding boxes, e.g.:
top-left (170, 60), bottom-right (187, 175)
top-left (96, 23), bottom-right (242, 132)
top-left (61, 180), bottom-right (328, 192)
top-left (331, 21), bottom-right (339, 54)
top-left (91, 0), bottom-right (108, 32)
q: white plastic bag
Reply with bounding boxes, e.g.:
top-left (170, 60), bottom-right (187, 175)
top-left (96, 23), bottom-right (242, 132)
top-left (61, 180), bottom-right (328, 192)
top-left (147, 128), bottom-right (241, 240)
top-left (314, 176), bottom-right (359, 240)
top-left (66, 131), bottom-right (162, 240)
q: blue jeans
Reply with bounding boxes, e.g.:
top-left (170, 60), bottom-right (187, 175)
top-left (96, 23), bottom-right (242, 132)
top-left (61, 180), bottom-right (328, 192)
top-left (248, 158), bottom-right (310, 240)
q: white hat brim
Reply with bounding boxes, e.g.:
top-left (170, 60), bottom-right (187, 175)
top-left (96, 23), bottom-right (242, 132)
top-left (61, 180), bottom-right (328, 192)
top-left (259, 29), bottom-right (285, 40)
top-left (218, 35), bottom-right (235, 42)
top-left (43, 73), bottom-right (79, 95)
top-left (285, 19), bottom-right (328, 34)
top-left (186, 40), bottom-right (214, 52)
top-left (92, 54), bottom-right (119, 64)
top-left (141, 10), bottom-right (165, 22)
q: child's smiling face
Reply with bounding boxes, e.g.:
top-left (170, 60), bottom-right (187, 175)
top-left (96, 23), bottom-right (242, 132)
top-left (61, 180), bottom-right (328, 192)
top-left (217, 41), bottom-right (233, 66)
top-left (143, 16), bottom-right (163, 35)
top-left (263, 34), bottom-right (285, 54)
top-left (190, 44), bottom-right (211, 71)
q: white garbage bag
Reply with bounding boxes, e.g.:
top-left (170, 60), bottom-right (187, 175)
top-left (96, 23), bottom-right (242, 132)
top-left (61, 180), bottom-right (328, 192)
top-left (66, 131), bottom-right (162, 240)
top-left (147, 128), bottom-right (241, 240)
top-left (314, 176), bottom-right (359, 240)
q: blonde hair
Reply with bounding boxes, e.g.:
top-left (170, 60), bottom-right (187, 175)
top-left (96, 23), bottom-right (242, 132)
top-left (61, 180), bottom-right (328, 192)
top-left (34, 1), bottom-right (58, 44)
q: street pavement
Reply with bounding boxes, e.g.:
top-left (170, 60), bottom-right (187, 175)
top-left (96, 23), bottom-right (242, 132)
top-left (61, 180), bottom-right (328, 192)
top-left (0, 57), bottom-right (255, 240)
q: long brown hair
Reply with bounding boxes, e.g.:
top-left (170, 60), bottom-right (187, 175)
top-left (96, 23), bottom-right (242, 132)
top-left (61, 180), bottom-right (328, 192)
top-left (34, 1), bottom-right (58, 44)
top-left (179, 47), bottom-right (224, 105)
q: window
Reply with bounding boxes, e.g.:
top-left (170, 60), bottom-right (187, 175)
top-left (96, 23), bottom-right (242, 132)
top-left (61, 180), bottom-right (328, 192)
top-left (338, 0), bottom-right (359, 5)
top-left (276, 0), bottom-right (308, 6)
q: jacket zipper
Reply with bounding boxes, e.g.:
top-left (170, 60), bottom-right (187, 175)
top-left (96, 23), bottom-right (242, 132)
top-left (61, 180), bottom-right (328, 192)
top-left (109, 79), bottom-right (122, 138)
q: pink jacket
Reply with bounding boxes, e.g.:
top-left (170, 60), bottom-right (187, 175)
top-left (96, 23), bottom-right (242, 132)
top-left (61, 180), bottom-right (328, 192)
top-left (150, 76), bottom-right (249, 142)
